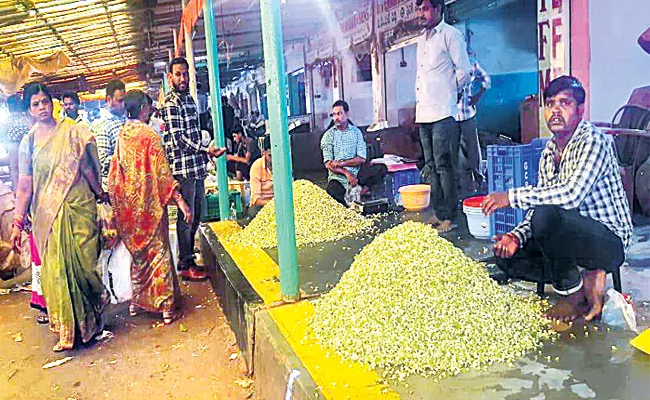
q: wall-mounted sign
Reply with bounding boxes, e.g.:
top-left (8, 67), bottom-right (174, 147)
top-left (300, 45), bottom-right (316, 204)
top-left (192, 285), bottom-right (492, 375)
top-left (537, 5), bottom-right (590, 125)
top-left (537, 0), bottom-right (571, 136)
top-left (337, 1), bottom-right (373, 49)
top-left (376, 0), bottom-right (418, 33)
top-left (305, 35), bottom-right (335, 65)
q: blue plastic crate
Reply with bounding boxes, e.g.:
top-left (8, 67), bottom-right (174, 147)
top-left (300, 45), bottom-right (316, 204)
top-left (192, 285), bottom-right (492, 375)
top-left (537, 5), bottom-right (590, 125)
top-left (384, 167), bottom-right (421, 206)
top-left (487, 140), bottom-right (548, 235)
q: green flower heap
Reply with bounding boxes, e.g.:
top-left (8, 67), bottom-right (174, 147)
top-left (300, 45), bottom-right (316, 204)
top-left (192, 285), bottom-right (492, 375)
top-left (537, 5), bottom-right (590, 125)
top-left (234, 180), bottom-right (374, 248)
top-left (311, 221), bottom-right (555, 381)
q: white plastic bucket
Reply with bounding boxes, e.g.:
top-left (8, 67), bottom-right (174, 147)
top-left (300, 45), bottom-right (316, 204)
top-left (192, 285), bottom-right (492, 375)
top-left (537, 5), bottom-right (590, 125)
top-left (463, 196), bottom-right (490, 239)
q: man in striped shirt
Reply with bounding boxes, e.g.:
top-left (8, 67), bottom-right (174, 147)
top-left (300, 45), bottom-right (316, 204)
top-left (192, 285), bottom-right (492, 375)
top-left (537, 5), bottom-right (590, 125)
top-left (483, 76), bottom-right (632, 323)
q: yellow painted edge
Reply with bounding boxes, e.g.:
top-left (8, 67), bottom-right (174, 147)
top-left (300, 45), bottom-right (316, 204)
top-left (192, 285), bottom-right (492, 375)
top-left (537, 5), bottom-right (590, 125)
top-left (269, 302), bottom-right (399, 399)
top-left (207, 221), bottom-right (398, 399)
top-left (208, 221), bottom-right (283, 305)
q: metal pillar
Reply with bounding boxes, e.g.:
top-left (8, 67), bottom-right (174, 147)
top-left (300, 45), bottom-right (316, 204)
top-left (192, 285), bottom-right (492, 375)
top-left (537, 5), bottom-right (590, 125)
top-left (182, 1), bottom-right (198, 103)
top-left (259, 0), bottom-right (299, 300)
top-left (162, 74), bottom-right (170, 95)
top-left (203, 0), bottom-right (230, 219)
top-left (172, 28), bottom-right (178, 56)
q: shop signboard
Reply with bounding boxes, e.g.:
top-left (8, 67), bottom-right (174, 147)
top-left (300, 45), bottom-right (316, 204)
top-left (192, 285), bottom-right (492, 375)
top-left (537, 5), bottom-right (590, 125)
top-left (537, 0), bottom-right (571, 137)
top-left (305, 34), bottom-right (335, 64)
top-left (376, 0), bottom-right (419, 34)
top-left (336, 0), bottom-right (373, 49)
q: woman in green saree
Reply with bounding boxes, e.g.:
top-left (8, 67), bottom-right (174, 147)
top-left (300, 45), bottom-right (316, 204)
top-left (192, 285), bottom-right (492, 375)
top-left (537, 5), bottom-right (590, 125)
top-left (10, 83), bottom-right (109, 352)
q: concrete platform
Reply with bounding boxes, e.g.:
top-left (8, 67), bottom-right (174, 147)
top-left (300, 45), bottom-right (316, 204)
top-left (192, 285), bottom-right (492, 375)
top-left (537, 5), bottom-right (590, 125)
top-left (199, 215), bottom-right (650, 400)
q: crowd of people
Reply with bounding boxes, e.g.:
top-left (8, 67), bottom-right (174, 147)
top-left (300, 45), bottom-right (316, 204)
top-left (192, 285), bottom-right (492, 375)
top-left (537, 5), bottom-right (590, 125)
top-left (0, 0), bottom-right (637, 352)
top-left (6, 57), bottom-right (226, 352)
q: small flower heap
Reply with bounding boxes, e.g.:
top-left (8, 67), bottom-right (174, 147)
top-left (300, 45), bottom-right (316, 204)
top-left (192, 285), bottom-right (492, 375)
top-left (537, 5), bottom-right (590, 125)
top-left (233, 180), bottom-right (374, 248)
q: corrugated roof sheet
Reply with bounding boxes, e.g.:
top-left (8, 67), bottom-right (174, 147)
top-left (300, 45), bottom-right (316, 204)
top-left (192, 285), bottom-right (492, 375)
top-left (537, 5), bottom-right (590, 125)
top-left (0, 0), bottom-right (147, 92)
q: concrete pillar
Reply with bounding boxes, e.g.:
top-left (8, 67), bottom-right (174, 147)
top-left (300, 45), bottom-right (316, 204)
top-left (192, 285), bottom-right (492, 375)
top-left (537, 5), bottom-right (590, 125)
top-left (371, 40), bottom-right (387, 124)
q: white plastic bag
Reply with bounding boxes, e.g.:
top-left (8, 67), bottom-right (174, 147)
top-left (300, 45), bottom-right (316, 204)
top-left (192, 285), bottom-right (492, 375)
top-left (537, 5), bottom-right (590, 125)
top-left (601, 288), bottom-right (638, 333)
top-left (99, 241), bottom-right (132, 304)
top-left (345, 185), bottom-right (362, 206)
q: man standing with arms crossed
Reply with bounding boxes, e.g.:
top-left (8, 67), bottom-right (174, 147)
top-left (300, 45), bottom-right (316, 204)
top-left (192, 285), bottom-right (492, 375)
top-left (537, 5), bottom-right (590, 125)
top-left (415, 0), bottom-right (471, 232)
top-left (161, 57), bottom-right (226, 281)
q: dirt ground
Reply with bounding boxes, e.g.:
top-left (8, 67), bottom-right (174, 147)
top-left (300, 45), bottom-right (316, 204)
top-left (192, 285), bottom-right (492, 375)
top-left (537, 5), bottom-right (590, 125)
top-left (0, 281), bottom-right (257, 400)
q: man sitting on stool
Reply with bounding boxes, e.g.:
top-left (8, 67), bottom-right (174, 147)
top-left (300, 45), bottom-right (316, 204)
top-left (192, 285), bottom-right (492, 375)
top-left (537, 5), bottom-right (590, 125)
top-left (482, 76), bottom-right (632, 323)
top-left (320, 100), bottom-right (387, 206)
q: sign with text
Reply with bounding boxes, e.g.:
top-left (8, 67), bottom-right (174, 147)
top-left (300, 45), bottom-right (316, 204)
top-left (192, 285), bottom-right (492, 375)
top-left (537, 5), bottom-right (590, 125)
top-left (376, 0), bottom-right (418, 33)
top-left (337, 1), bottom-right (373, 49)
top-left (537, 0), bottom-right (571, 137)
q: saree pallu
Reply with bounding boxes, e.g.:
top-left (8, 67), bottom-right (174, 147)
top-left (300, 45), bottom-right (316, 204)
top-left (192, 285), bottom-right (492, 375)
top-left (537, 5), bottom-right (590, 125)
top-left (29, 119), bottom-right (109, 348)
top-left (108, 120), bottom-right (179, 313)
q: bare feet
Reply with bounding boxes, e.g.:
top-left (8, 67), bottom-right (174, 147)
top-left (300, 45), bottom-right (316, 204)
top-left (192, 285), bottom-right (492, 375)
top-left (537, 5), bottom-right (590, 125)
top-left (52, 342), bottom-right (72, 352)
top-left (545, 290), bottom-right (588, 322)
top-left (583, 269), bottom-right (606, 321)
top-left (428, 214), bottom-right (443, 226)
top-left (437, 220), bottom-right (456, 233)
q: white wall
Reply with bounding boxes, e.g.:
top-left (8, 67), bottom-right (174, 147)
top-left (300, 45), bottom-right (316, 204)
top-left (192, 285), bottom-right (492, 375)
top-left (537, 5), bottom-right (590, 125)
top-left (311, 61), bottom-right (337, 132)
top-left (467, 1), bottom-right (538, 75)
top-left (285, 44), bottom-right (305, 74)
top-left (385, 44), bottom-right (418, 127)
top-left (340, 50), bottom-right (374, 126)
top-left (589, 0), bottom-right (650, 121)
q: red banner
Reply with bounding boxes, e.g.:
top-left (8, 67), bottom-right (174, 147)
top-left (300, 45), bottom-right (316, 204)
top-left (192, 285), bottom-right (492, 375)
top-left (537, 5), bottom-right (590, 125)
top-left (175, 0), bottom-right (206, 57)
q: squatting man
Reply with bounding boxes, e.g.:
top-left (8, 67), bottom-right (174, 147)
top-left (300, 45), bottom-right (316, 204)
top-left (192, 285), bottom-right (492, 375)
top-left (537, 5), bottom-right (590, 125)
top-left (482, 76), bottom-right (632, 323)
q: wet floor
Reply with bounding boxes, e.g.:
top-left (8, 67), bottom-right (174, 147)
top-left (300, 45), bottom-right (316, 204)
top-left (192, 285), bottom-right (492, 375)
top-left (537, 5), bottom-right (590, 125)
top-left (396, 278), bottom-right (650, 400)
top-left (0, 281), bottom-right (257, 400)
top-left (261, 209), bottom-right (650, 399)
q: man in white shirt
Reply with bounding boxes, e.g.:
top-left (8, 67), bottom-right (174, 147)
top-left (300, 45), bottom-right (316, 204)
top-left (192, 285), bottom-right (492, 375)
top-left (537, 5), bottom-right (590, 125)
top-left (415, 0), bottom-right (471, 232)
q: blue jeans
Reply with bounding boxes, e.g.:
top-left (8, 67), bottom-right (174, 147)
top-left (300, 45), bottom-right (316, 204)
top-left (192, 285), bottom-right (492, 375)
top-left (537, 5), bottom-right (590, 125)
top-left (419, 117), bottom-right (458, 221)
top-left (176, 177), bottom-right (204, 269)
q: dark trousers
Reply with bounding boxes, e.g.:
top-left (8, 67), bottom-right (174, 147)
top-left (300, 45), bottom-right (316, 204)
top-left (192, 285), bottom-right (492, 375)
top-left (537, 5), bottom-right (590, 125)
top-left (177, 177), bottom-right (205, 269)
top-left (454, 117), bottom-right (482, 197)
top-left (247, 204), bottom-right (263, 218)
top-left (420, 117), bottom-right (458, 220)
top-left (497, 206), bottom-right (625, 294)
top-left (326, 163), bottom-right (388, 206)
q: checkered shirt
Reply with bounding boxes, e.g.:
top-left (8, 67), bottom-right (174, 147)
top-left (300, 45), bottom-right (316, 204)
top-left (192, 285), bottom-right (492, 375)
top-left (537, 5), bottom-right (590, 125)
top-left (161, 89), bottom-right (209, 180)
top-left (457, 59), bottom-right (491, 122)
top-left (320, 124), bottom-right (366, 189)
top-left (508, 121), bottom-right (633, 249)
top-left (90, 110), bottom-right (125, 184)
